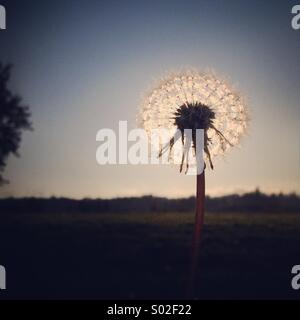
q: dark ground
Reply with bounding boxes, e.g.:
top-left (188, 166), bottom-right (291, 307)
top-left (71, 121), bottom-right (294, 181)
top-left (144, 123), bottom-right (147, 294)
top-left (0, 211), bottom-right (300, 299)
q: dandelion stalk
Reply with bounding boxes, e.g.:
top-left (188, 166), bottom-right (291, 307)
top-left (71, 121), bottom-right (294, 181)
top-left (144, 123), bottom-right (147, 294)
top-left (187, 170), bottom-right (205, 299)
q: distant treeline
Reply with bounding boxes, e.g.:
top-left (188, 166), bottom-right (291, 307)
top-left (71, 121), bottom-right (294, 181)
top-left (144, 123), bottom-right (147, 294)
top-left (0, 190), bottom-right (300, 214)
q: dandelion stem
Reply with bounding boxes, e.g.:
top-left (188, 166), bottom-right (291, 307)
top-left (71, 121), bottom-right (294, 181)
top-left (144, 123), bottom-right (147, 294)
top-left (186, 170), bottom-right (205, 299)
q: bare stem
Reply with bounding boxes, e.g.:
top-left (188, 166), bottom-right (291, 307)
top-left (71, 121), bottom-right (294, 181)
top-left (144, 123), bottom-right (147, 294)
top-left (186, 170), bottom-right (205, 299)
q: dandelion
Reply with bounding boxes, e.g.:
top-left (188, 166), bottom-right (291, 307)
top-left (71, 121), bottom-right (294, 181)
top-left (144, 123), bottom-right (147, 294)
top-left (139, 69), bottom-right (249, 298)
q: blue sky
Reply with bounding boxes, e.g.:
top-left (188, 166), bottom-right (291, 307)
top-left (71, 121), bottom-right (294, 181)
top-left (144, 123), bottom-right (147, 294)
top-left (0, 0), bottom-right (299, 198)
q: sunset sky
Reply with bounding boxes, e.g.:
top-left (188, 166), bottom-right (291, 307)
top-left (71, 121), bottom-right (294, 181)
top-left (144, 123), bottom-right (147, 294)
top-left (0, 0), bottom-right (299, 198)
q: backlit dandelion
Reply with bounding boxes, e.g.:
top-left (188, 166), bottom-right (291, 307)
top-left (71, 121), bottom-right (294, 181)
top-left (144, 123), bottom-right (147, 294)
top-left (140, 70), bottom-right (248, 172)
top-left (139, 69), bottom-right (249, 298)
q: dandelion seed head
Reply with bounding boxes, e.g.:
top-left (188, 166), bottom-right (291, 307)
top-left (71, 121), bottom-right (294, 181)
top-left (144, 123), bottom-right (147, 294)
top-left (138, 70), bottom-right (249, 171)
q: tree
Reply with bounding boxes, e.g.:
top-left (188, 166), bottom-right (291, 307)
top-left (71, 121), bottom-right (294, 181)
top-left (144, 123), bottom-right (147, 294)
top-left (0, 63), bottom-right (32, 185)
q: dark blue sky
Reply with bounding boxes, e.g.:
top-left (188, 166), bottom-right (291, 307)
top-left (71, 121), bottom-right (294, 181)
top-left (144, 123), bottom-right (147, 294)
top-left (0, 0), bottom-right (299, 198)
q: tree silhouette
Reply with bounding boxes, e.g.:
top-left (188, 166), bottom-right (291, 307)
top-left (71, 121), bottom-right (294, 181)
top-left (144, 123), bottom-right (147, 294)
top-left (0, 63), bottom-right (32, 185)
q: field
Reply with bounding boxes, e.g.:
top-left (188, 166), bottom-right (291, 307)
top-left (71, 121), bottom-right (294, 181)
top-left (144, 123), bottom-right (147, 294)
top-left (0, 211), bottom-right (300, 299)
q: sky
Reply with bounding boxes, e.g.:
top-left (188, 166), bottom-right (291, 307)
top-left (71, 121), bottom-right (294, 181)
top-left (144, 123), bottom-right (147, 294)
top-left (0, 0), bottom-right (299, 198)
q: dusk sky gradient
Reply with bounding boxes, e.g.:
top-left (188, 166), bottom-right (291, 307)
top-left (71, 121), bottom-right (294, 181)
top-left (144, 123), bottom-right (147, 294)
top-left (0, 0), bottom-right (299, 198)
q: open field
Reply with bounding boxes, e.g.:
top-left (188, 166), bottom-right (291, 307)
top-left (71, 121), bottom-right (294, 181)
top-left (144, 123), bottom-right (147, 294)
top-left (0, 211), bottom-right (300, 299)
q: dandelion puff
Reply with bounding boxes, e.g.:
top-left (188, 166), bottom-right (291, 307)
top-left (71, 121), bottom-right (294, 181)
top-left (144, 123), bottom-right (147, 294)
top-left (139, 70), bottom-right (249, 172)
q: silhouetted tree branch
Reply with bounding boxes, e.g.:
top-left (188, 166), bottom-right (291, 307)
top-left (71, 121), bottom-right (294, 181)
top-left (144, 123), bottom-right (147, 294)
top-left (0, 63), bottom-right (32, 185)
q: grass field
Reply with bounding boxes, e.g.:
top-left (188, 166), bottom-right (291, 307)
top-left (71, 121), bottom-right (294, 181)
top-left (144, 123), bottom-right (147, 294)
top-left (0, 211), bottom-right (300, 299)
